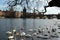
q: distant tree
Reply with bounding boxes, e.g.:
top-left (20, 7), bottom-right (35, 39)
top-left (7, 0), bottom-right (29, 11)
top-left (7, 0), bottom-right (49, 13)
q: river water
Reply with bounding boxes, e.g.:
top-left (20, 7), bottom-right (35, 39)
top-left (0, 18), bottom-right (60, 40)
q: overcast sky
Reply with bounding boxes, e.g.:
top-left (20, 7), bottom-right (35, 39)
top-left (0, 0), bottom-right (60, 14)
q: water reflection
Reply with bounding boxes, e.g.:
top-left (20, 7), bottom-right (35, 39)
top-left (0, 18), bottom-right (60, 40)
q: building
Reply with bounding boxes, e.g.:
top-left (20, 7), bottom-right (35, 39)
top-left (0, 10), bottom-right (60, 19)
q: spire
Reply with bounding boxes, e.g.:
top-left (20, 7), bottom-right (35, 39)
top-left (23, 7), bottom-right (26, 13)
top-left (23, 7), bottom-right (26, 18)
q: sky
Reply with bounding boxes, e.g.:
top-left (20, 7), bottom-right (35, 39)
top-left (45, 7), bottom-right (60, 14)
top-left (0, 0), bottom-right (60, 14)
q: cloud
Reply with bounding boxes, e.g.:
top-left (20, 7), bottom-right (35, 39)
top-left (0, 5), bottom-right (8, 8)
top-left (45, 7), bottom-right (60, 14)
